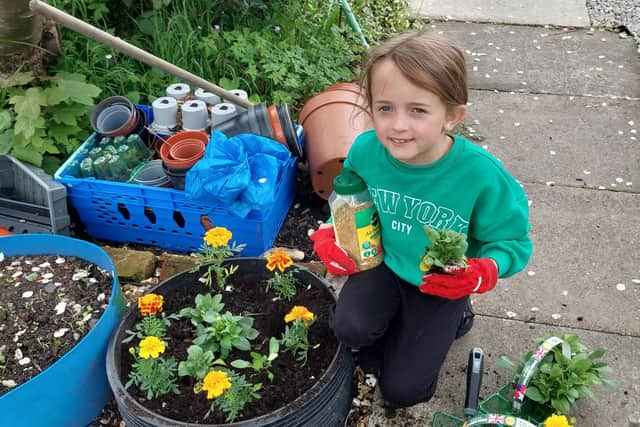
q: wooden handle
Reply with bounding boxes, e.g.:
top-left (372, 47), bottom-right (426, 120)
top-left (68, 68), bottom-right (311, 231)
top-left (29, 0), bottom-right (253, 109)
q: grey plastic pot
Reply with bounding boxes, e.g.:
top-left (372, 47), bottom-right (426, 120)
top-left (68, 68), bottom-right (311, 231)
top-left (106, 257), bottom-right (354, 427)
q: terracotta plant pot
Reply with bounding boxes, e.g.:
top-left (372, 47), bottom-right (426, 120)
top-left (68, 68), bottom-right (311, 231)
top-left (169, 139), bottom-right (206, 162)
top-left (298, 82), bottom-right (373, 199)
top-left (160, 130), bottom-right (209, 169)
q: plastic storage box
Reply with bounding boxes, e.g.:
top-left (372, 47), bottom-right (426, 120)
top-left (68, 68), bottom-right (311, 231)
top-left (0, 155), bottom-right (70, 234)
top-left (54, 108), bottom-right (299, 256)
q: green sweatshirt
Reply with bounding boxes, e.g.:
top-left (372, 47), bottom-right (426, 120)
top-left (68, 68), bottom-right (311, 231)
top-left (343, 129), bottom-right (532, 286)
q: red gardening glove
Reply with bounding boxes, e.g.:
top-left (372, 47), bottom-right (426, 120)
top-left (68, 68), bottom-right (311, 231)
top-left (309, 226), bottom-right (358, 275)
top-left (419, 258), bottom-right (498, 300)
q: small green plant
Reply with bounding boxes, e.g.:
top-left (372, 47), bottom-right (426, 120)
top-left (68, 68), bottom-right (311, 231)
top-left (281, 306), bottom-right (317, 366)
top-left (125, 336), bottom-right (179, 399)
top-left (265, 250), bottom-right (296, 301)
top-left (0, 71), bottom-right (101, 174)
top-left (178, 345), bottom-right (225, 380)
top-left (123, 293), bottom-right (175, 342)
top-left (179, 293), bottom-right (224, 326)
top-left (231, 337), bottom-right (280, 382)
top-left (419, 225), bottom-right (468, 273)
top-left (194, 227), bottom-right (245, 289)
top-left (203, 369), bottom-right (262, 423)
top-left (497, 334), bottom-right (618, 415)
top-left (193, 311), bottom-right (259, 359)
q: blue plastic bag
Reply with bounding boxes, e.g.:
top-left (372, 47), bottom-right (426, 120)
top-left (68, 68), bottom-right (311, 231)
top-left (185, 131), bottom-right (290, 217)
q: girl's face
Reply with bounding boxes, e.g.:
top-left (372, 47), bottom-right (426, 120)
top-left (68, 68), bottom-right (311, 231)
top-left (370, 58), bottom-right (465, 166)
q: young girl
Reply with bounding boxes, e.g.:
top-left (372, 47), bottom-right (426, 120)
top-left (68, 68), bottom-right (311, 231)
top-left (310, 30), bottom-right (532, 409)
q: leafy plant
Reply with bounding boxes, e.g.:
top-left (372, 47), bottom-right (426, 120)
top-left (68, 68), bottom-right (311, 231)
top-left (125, 336), bottom-right (180, 399)
top-left (178, 345), bottom-right (224, 380)
top-left (122, 313), bottom-right (177, 343)
top-left (497, 334), bottom-right (618, 415)
top-left (205, 369), bottom-right (262, 423)
top-left (281, 306), bottom-right (317, 366)
top-left (265, 250), bottom-right (296, 301)
top-left (193, 311), bottom-right (260, 359)
top-left (194, 227), bottom-right (245, 289)
top-left (0, 72), bottom-right (101, 173)
top-left (231, 337), bottom-right (280, 382)
top-left (179, 293), bottom-right (225, 326)
top-left (419, 225), bottom-right (468, 272)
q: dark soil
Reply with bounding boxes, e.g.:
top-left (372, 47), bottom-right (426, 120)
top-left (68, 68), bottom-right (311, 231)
top-left (119, 270), bottom-right (338, 424)
top-left (0, 254), bottom-right (113, 395)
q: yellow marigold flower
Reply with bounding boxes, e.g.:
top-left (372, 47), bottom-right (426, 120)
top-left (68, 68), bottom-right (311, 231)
top-left (139, 336), bottom-right (165, 359)
top-left (544, 414), bottom-right (574, 427)
top-left (285, 305), bottom-right (314, 323)
top-left (138, 293), bottom-right (163, 317)
top-left (202, 370), bottom-right (232, 399)
top-left (266, 250), bottom-right (294, 272)
top-left (204, 227), bottom-right (232, 248)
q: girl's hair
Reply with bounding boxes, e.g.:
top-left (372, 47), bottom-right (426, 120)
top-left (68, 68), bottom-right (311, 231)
top-left (361, 30), bottom-right (468, 111)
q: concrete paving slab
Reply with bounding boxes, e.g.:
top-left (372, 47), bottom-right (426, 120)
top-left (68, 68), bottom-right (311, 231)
top-left (477, 183), bottom-right (640, 335)
top-left (368, 317), bottom-right (639, 426)
top-left (407, 0), bottom-right (591, 28)
top-left (426, 22), bottom-right (640, 98)
top-left (466, 90), bottom-right (639, 193)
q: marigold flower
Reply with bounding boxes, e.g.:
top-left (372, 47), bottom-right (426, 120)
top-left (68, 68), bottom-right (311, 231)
top-left (204, 227), bottom-right (232, 248)
top-left (139, 336), bottom-right (165, 359)
top-left (544, 414), bottom-right (574, 427)
top-left (202, 370), bottom-right (232, 399)
top-left (266, 250), bottom-right (293, 272)
top-left (285, 306), bottom-right (314, 323)
top-left (138, 293), bottom-right (163, 316)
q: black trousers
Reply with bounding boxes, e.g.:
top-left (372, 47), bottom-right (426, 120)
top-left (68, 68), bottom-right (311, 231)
top-left (329, 263), bottom-right (467, 407)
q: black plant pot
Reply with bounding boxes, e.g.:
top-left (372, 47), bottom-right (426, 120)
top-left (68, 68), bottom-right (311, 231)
top-left (106, 257), bottom-right (354, 426)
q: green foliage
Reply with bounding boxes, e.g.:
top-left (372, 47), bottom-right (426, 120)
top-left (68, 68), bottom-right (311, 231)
top-left (122, 313), bottom-right (177, 343)
top-left (0, 72), bottom-right (100, 173)
top-left (193, 311), bottom-right (260, 359)
top-left (125, 353), bottom-right (180, 400)
top-left (351, 0), bottom-right (419, 43)
top-left (419, 225), bottom-right (469, 272)
top-left (265, 271), bottom-right (297, 301)
top-left (178, 345), bottom-right (225, 379)
top-left (207, 369), bottom-right (262, 423)
top-left (281, 318), bottom-right (317, 366)
top-left (193, 242), bottom-right (245, 289)
top-left (179, 293), bottom-right (225, 326)
top-left (497, 334), bottom-right (618, 415)
top-left (231, 337), bottom-right (279, 382)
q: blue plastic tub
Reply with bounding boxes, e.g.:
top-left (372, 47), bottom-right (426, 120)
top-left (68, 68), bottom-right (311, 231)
top-left (55, 108), bottom-right (302, 255)
top-left (0, 234), bottom-right (127, 427)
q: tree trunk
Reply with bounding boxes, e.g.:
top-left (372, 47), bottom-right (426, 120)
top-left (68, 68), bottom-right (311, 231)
top-left (0, 0), bottom-right (60, 76)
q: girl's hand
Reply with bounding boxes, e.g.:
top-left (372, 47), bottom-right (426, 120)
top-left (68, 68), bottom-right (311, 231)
top-left (309, 225), bottom-right (358, 275)
top-left (419, 258), bottom-right (498, 300)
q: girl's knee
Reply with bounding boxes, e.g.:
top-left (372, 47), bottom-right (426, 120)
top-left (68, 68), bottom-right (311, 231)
top-left (330, 309), bottom-right (380, 348)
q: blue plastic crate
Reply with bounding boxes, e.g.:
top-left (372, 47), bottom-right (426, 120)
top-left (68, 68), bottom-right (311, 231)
top-left (55, 106), bottom-right (300, 255)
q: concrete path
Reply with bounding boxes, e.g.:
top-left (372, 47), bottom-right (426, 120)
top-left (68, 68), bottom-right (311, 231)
top-left (364, 3), bottom-right (640, 426)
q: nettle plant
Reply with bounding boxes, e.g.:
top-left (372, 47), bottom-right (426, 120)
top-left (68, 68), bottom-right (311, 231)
top-left (497, 334), bottom-right (618, 415)
top-left (0, 71), bottom-right (101, 174)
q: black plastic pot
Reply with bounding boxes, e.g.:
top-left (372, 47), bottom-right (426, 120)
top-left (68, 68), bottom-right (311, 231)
top-left (106, 257), bottom-right (354, 427)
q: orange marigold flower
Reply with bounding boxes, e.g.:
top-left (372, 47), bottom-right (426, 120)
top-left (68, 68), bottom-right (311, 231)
top-left (202, 370), bottom-right (232, 399)
top-left (284, 305), bottom-right (314, 323)
top-left (266, 250), bottom-right (293, 272)
top-left (204, 227), bottom-right (232, 248)
top-left (138, 293), bottom-right (163, 316)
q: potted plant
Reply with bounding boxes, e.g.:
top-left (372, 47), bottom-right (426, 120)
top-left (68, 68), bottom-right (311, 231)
top-left (0, 234), bottom-right (127, 426)
top-left (419, 225), bottom-right (469, 274)
top-left (106, 227), bottom-right (354, 426)
top-left (495, 334), bottom-right (618, 417)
